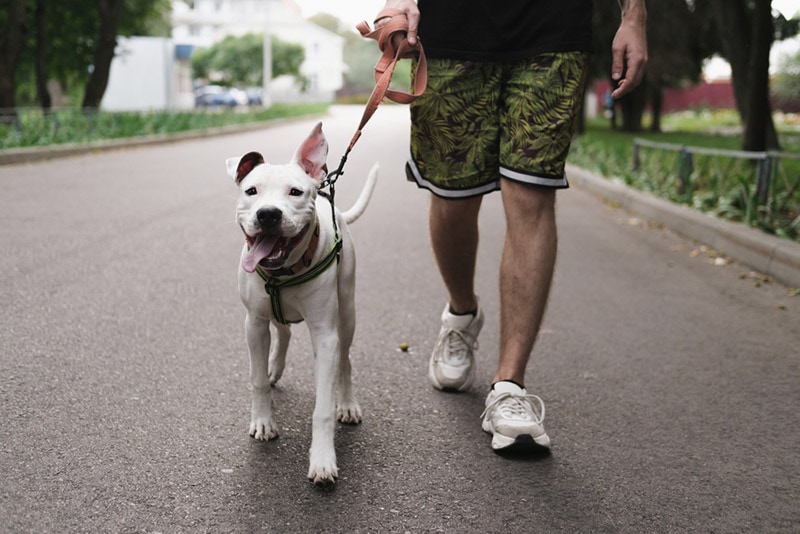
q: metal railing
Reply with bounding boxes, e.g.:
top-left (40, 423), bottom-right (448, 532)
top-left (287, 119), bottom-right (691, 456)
top-left (632, 138), bottom-right (800, 238)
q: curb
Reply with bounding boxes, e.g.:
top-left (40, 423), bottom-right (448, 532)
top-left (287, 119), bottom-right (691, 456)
top-left (0, 114), bottom-right (327, 166)
top-left (567, 164), bottom-right (800, 289)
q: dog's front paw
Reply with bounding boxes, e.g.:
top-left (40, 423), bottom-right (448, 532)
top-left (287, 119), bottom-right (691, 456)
top-left (336, 402), bottom-right (362, 424)
top-left (308, 461), bottom-right (338, 487)
top-left (249, 417), bottom-right (279, 441)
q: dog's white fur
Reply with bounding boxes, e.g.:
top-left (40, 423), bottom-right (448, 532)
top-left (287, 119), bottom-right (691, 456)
top-left (226, 123), bottom-right (377, 486)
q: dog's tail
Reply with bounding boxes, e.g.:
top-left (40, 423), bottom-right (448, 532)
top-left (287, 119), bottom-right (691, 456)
top-left (342, 163), bottom-right (379, 225)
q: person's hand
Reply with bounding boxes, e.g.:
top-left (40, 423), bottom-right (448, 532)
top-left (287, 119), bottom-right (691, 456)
top-left (375, 0), bottom-right (420, 46)
top-left (610, 7), bottom-right (648, 99)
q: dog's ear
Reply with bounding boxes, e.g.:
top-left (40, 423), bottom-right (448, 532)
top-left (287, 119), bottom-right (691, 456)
top-left (227, 152), bottom-right (265, 184)
top-left (292, 122), bottom-right (328, 182)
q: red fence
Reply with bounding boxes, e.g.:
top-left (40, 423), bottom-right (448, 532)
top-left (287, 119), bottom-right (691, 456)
top-left (593, 80), bottom-right (799, 113)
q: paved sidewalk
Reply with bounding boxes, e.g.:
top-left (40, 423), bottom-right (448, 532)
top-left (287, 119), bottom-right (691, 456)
top-left (568, 164), bottom-right (800, 289)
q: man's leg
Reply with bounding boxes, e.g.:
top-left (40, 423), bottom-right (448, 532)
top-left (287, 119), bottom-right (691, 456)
top-left (480, 180), bottom-right (556, 449)
top-left (429, 194), bottom-right (482, 314)
top-left (495, 180), bottom-right (557, 386)
top-left (427, 194), bottom-right (486, 391)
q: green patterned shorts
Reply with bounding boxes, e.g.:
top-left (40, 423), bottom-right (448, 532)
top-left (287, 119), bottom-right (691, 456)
top-left (406, 52), bottom-right (591, 198)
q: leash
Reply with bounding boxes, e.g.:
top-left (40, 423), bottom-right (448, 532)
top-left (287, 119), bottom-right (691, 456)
top-left (318, 8), bottom-right (428, 234)
top-left (257, 10), bottom-right (427, 325)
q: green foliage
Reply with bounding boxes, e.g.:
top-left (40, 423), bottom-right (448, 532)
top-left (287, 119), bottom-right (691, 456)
top-left (307, 13), bottom-right (345, 34)
top-left (773, 48), bottom-right (800, 102)
top-left (13, 0), bottom-right (172, 107)
top-left (191, 33), bottom-right (306, 89)
top-left (569, 115), bottom-right (800, 240)
top-left (0, 103), bottom-right (327, 149)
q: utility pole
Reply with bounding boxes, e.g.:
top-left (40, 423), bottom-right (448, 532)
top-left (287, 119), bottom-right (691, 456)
top-left (262, 0), bottom-right (274, 108)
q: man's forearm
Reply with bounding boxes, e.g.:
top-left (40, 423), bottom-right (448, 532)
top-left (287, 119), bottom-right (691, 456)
top-left (619, 0), bottom-right (647, 23)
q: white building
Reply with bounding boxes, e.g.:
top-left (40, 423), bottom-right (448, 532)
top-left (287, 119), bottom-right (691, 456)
top-left (102, 0), bottom-right (345, 110)
top-left (102, 37), bottom-right (194, 111)
top-left (171, 0), bottom-right (345, 102)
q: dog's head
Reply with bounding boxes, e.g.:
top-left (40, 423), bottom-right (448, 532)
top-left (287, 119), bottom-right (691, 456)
top-left (226, 122), bottom-right (329, 273)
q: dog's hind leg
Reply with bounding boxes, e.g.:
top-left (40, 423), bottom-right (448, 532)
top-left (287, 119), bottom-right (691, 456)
top-left (336, 294), bottom-right (362, 424)
top-left (269, 323), bottom-right (291, 386)
top-left (336, 260), bottom-right (361, 424)
top-left (245, 313), bottom-right (278, 441)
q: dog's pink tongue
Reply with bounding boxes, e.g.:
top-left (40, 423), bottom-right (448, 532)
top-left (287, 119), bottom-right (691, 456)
top-left (243, 234), bottom-right (279, 273)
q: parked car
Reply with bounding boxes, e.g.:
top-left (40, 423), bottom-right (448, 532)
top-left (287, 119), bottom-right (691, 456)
top-left (245, 87), bottom-right (263, 106)
top-left (194, 85), bottom-right (238, 108)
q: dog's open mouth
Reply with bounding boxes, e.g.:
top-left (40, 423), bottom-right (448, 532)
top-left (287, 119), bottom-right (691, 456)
top-left (242, 225), bottom-right (310, 273)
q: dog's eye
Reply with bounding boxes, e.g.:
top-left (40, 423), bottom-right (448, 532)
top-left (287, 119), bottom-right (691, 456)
top-left (289, 188), bottom-right (303, 197)
top-left (244, 187), bottom-right (257, 196)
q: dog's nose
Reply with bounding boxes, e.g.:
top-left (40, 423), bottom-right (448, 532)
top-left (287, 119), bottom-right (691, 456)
top-left (256, 207), bottom-right (282, 228)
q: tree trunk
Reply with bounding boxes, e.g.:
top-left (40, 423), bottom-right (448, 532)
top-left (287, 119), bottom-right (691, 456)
top-left (0, 0), bottom-right (28, 122)
top-left (619, 79), bottom-right (648, 132)
top-left (710, 0), bottom-right (779, 151)
top-left (649, 86), bottom-right (663, 133)
top-left (82, 0), bottom-right (125, 110)
top-left (742, 0), bottom-right (779, 151)
top-left (35, 0), bottom-right (52, 111)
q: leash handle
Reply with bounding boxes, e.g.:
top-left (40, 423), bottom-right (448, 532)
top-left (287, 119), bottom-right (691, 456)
top-left (351, 8), bottom-right (427, 150)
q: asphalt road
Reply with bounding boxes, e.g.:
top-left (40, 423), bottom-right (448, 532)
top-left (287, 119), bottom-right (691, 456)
top-left (1, 106), bottom-right (798, 533)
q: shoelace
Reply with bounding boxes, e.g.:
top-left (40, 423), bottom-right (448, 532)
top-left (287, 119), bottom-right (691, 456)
top-left (434, 328), bottom-right (478, 364)
top-left (481, 392), bottom-right (546, 424)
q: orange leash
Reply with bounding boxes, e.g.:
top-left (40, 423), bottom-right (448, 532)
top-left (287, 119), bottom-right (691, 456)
top-left (320, 9), bottom-right (427, 234)
top-left (350, 8), bottom-right (427, 150)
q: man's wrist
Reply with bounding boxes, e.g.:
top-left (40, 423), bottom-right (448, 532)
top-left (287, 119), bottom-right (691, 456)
top-left (619, 0), bottom-right (647, 23)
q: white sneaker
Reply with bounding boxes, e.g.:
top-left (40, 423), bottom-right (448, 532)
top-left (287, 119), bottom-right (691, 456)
top-left (481, 381), bottom-right (551, 450)
top-left (428, 302), bottom-right (484, 391)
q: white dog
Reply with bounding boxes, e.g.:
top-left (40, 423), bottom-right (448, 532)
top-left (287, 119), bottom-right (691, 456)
top-left (226, 123), bottom-right (377, 486)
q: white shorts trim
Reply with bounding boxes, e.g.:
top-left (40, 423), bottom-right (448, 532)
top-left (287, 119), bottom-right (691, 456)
top-left (499, 166), bottom-right (569, 188)
top-left (406, 157), bottom-right (501, 199)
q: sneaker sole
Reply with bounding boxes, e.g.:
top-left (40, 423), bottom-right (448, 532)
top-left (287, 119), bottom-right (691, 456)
top-left (482, 421), bottom-right (551, 450)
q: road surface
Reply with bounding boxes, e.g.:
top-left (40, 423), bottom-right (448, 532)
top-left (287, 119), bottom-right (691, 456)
top-left (1, 106), bottom-right (798, 532)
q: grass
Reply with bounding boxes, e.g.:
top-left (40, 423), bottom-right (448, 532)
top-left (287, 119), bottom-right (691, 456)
top-left (0, 103), bottom-right (328, 150)
top-left (569, 111), bottom-right (800, 241)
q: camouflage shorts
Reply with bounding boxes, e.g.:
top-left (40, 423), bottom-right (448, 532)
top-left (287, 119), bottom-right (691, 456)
top-left (406, 52), bottom-right (591, 198)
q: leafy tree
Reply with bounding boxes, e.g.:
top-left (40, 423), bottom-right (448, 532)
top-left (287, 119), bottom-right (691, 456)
top-left (772, 48), bottom-right (800, 104)
top-left (192, 33), bottom-right (306, 88)
top-left (0, 0), bottom-right (28, 121)
top-left (10, 0), bottom-right (171, 109)
top-left (646, 0), bottom-right (720, 131)
top-left (707, 0), bottom-right (799, 151)
top-left (82, 0), bottom-right (125, 109)
top-left (83, 0), bottom-right (172, 109)
top-left (592, 0), bottom-right (717, 132)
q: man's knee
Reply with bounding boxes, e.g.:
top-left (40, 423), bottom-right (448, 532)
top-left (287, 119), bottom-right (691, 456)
top-left (430, 194), bottom-right (483, 222)
top-left (501, 180), bottom-right (557, 218)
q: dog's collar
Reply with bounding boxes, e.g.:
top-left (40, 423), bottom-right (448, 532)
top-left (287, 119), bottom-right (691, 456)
top-left (257, 219), bottom-right (321, 278)
top-left (254, 230), bottom-right (343, 325)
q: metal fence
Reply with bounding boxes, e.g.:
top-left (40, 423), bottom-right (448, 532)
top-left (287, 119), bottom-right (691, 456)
top-left (632, 138), bottom-right (800, 238)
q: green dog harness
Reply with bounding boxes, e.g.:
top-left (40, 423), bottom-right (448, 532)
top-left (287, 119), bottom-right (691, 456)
top-left (255, 234), bottom-right (342, 325)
